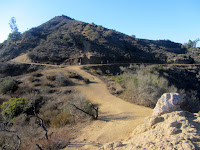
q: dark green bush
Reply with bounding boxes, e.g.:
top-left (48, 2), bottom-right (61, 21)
top-left (0, 77), bottom-right (18, 94)
top-left (1, 97), bottom-right (28, 123)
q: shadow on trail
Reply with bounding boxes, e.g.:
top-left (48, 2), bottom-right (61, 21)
top-left (99, 112), bottom-right (135, 122)
top-left (88, 81), bottom-right (98, 84)
top-left (66, 141), bottom-right (102, 149)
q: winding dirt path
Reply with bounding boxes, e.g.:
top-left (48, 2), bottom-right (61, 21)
top-left (65, 66), bottom-right (152, 149)
top-left (11, 54), bottom-right (152, 149)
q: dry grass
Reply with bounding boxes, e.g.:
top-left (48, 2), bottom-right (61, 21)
top-left (116, 65), bottom-right (177, 108)
top-left (0, 68), bottom-right (95, 149)
top-left (50, 111), bottom-right (73, 128)
top-left (21, 129), bottom-right (70, 150)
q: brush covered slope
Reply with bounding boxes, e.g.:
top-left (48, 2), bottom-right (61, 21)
top-left (0, 15), bottom-right (187, 65)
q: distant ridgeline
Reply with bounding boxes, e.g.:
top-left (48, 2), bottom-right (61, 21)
top-left (0, 15), bottom-right (199, 65)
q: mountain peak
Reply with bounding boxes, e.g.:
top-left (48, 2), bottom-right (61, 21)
top-left (50, 15), bottom-right (74, 22)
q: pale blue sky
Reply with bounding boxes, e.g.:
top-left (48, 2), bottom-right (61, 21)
top-left (0, 0), bottom-right (200, 46)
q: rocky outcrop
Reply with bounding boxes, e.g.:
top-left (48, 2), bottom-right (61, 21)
top-left (100, 94), bottom-right (200, 150)
top-left (101, 111), bottom-right (200, 150)
top-left (153, 93), bottom-right (182, 116)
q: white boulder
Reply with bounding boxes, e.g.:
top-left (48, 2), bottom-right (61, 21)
top-left (153, 93), bottom-right (182, 116)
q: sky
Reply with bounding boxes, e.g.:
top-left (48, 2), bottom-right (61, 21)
top-left (0, 0), bottom-right (200, 47)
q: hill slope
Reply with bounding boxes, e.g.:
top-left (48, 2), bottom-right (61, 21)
top-left (0, 15), bottom-right (185, 64)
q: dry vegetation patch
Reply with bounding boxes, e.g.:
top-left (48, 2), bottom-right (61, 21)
top-left (85, 64), bottom-right (200, 112)
top-left (0, 67), bottom-right (97, 149)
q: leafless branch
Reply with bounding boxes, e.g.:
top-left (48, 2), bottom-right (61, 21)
top-left (0, 128), bottom-right (21, 150)
top-left (25, 102), bottom-right (48, 140)
top-left (36, 144), bottom-right (43, 150)
top-left (70, 103), bottom-right (98, 120)
top-left (24, 102), bottom-right (48, 149)
top-left (90, 103), bottom-right (98, 119)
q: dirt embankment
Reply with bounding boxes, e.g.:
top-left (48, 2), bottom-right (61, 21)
top-left (101, 111), bottom-right (200, 150)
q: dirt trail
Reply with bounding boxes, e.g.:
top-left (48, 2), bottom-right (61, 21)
top-left (11, 55), bottom-right (152, 149)
top-left (65, 66), bottom-right (152, 149)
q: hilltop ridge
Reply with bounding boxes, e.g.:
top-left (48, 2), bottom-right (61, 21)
top-left (0, 15), bottom-right (188, 64)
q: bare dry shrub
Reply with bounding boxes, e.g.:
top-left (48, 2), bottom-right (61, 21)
top-left (40, 86), bottom-right (52, 94)
top-left (50, 111), bottom-right (73, 128)
top-left (64, 93), bottom-right (97, 123)
top-left (0, 77), bottom-right (18, 94)
top-left (30, 130), bottom-right (69, 150)
top-left (117, 66), bottom-right (177, 107)
top-left (39, 98), bottom-right (73, 128)
top-left (40, 110), bottom-right (60, 127)
top-left (89, 68), bottom-right (103, 75)
top-left (46, 75), bottom-right (56, 81)
top-left (30, 72), bottom-right (43, 78)
top-left (12, 114), bottom-right (47, 148)
top-left (83, 78), bottom-right (90, 84)
top-left (42, 82), bottom-right (55, 88)
top-left (55, 73), bottom-right (72, 86)
top-left (67, 72), bottom-right (82, 79)
top-left (179, 89), bottom-right (200, 113)
top-left (28, 76), bottom-right (40, 83)
top-left (0, 130), bottom-right (20, 149)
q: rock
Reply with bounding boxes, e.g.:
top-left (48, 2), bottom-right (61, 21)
top-left (119, 111), bottom-right (200, 150)
top-left (100, 141), bottom-right (123, 150)
top-left (153, 93), bottom-right (182, 116)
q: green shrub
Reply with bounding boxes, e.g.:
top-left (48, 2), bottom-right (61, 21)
top-left (115, 75), bottom-right (124, 83)
top-left (0, 77), bottom-right (18, 94)
top-left (1, 97), bottom-right (28, 123)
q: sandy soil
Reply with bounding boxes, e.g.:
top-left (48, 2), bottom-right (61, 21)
top-left (11, 54), bottom-right (32, 63)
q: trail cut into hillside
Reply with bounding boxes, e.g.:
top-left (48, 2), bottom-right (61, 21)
top-left (11, 54), bottom-right (152, 149)
top-left (64, 66), bottom-right (152, 149)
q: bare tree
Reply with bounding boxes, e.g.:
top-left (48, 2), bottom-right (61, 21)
top-left (24, 102), bottom-right (49, 149)
top-left (0, 121), bottom-right (21, 150)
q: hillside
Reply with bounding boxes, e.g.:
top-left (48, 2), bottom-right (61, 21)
top-left (0, 15), bottom-right (187, 64)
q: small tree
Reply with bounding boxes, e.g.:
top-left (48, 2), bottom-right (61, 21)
top-left (183, 39), bottom-right (200, 49)
top-left (8, 17), bottom-right (21, 42)
top-left (9, 17), bottom-right (18, 33)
